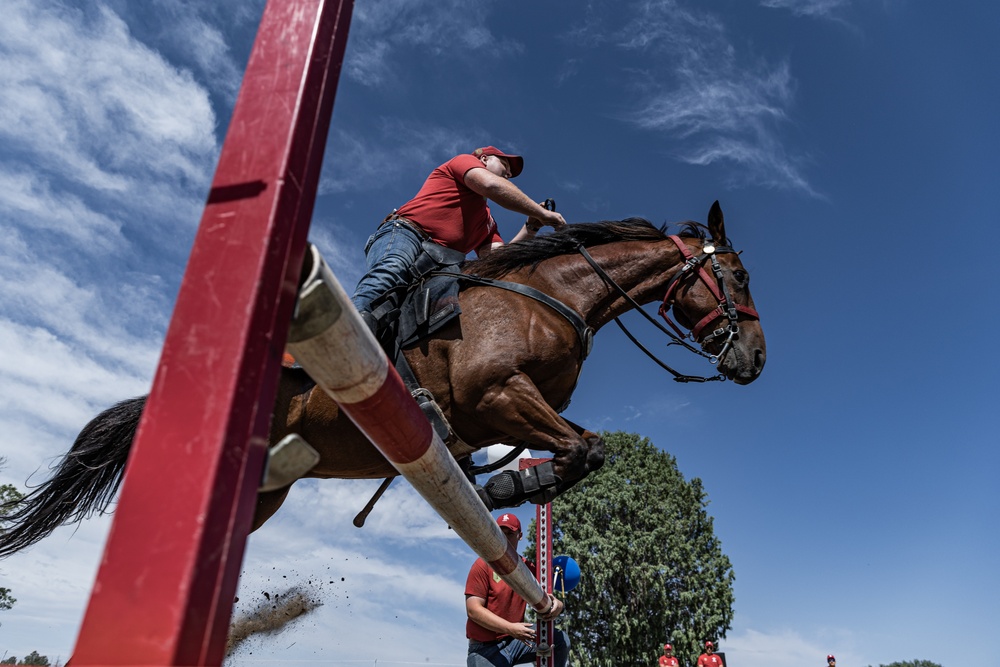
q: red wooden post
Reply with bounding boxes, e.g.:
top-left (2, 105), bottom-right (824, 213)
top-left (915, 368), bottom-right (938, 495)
top-left (520, 459), bottom-right (556, 667)
top-left (71, 0), bottom-right (353, 664)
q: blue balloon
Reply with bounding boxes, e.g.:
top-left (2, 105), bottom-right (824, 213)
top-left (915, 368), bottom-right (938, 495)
top-left (552, 555), bottom-right (581, 592)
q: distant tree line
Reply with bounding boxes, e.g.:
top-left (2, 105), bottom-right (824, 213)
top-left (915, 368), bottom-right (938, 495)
top-left (0, 651), bottom-right (60, 666)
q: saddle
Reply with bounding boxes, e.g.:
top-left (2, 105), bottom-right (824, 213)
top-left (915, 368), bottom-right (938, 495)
top-left (365, 241), bottom-right (562, 511)
top-left (367, 239), bottom-right (466, 350)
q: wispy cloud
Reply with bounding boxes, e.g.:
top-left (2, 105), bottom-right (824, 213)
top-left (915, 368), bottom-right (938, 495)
top-left (722, 627), bottom-right (861, 667)
top-left (345, 0), bottom-right (519, 87)
top-left (570, 0), bottom-right (817, 195)
top-left (759, 0), bottom-right (852, 18)
top-left (319, 119), bottom-right (493, 195)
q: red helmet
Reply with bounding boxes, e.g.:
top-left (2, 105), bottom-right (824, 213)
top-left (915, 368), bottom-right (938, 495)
top-left (664, 644), bottom-right (673, 652)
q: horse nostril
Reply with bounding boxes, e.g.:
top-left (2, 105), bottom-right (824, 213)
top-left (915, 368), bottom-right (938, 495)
top-left (754, 349), bottom-right (766, 372)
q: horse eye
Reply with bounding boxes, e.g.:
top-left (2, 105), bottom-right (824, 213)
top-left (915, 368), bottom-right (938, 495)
top-left (733, 270), bottom-right (748, 285)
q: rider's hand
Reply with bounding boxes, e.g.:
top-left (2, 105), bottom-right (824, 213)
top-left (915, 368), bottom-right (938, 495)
top-left (539, 206), bottom-right (567, 230)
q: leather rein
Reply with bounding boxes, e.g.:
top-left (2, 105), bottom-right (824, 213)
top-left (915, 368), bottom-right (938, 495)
top-left (577, 235), bottom-right (759, 383)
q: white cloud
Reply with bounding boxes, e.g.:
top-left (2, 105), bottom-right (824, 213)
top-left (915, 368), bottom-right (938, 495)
top-left (570, 0), bottom-right (816, 195)
top-left (0, 1), bottom-right (217, 192)
top-left (345, 0), bottom-right (518, 88)
top-left (319, 120), bottom-right (489, 195)
top-left (721, 627), bottom-right (854, 667)
top-left (0, 169), bottom-right (124, 252)
top-left (759, 0), bottom-right (852, 18)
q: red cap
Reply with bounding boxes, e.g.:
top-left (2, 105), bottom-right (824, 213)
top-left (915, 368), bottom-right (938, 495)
top-left (664, 644), bottom-right (673, 652)
top-left (705, 641), bottom-right (713, 648)
top-left (473, 146), bottom-right (524, 178)
top-left (497, 513), bottom-right (521, 531)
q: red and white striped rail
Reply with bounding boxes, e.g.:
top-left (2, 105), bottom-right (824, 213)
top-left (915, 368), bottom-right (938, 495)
top-left (286, 245), bottom-right (550, 611)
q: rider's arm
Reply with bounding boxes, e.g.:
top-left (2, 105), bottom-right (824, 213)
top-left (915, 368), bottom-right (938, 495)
top-left (464, 168), bottom-right (566, 229)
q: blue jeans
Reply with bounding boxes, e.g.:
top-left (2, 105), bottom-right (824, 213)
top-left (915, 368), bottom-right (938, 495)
top-left (351, 221), bottom-right (425, 313)
top-left (467, 630), bottom-right (570, 667)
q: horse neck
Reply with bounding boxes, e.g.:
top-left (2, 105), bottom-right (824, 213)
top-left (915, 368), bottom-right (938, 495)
top-left (530, 239), bottom-right (687, 330)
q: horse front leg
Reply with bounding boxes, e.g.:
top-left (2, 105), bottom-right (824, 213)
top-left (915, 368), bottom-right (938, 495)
top-left (471, 373), bottom-right (605, 508)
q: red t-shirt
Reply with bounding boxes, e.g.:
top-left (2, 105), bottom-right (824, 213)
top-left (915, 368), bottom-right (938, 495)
top-left (395, 154), bottom-right (504, 254)
top-left (698, 654), bottom-right (722, 667)
top-left (464, 557), bottom-right (536, 642)
top-left (660, 657), bottom-right (679, 667)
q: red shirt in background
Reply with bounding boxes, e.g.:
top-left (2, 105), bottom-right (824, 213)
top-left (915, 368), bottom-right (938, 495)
top-left (698, 654), bottom-right (723, 667)
top-left (465, 557), bottom-right (536, 642)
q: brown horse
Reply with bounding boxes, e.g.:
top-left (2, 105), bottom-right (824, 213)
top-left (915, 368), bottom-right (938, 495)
top-left (0, 202), bottom-right (765, 558)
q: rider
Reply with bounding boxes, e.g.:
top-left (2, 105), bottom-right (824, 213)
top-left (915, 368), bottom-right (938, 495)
top-left (351, 146), bottom-right (567, 328)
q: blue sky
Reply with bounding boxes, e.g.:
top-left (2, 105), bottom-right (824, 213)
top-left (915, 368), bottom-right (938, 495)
top-left (1, 0), bottom-right (998, 665)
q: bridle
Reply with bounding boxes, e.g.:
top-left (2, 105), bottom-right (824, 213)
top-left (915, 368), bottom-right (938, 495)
top-left (577, 234), bottom-right (759, 383)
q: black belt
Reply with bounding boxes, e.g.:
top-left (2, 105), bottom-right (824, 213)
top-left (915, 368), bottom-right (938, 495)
top-left (380, 214), bottom-right (430, 241)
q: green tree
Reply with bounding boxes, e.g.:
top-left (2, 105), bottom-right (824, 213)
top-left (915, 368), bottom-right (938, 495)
top-left (868, 661), bottom-right (943, 667)
top-left (1, 458), bottom-right (24, 612)
top-left (17, 652), bottom-right (50, 666)
top-left (526, 431), bottom-right (734, 667)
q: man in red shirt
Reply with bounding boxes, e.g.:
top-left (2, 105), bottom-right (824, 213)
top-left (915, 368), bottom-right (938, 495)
top-left (698, 641), bottom-right (722, 667)
top-left (351, 146), bottom-right (567, 320)
top-left (465, 513), bottom-right (568, 667)
top-left (658, 644), bottom-right (679, 667)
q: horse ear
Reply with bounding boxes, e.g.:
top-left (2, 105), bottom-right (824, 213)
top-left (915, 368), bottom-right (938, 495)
top-left (707, 200), bottom-right (726, 244)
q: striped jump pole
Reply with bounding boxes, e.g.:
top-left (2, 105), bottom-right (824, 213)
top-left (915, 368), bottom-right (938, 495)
top-left (286, 245), bottom-right (554, 613)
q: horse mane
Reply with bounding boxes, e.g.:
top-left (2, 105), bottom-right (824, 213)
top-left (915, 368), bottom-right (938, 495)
top-left (466, 218), bottom-right (709, 279)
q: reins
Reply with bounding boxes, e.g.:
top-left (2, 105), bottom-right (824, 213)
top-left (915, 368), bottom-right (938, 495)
top-left (576, 234), bottom-right (758, 383)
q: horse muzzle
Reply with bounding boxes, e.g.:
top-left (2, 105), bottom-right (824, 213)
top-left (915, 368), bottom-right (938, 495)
top-left (716, 325), bottom-right (766, 385)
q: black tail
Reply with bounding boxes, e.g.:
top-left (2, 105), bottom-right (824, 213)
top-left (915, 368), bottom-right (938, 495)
top-left (0, 396), bottom-right (146, 558)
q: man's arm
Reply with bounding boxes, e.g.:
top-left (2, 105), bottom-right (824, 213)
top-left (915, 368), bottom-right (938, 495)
top-left (464, 168), bottom-right (566, 230)
top-left (465, 595), bottom-right (536, 643)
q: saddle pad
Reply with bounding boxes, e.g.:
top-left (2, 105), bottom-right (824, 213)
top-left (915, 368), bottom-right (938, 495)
top-left (397, 272), bottom-right (463, 348)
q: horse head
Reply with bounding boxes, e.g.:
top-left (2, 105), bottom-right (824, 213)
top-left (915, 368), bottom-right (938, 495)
top-left (662, 201), bottom-right (766, 384)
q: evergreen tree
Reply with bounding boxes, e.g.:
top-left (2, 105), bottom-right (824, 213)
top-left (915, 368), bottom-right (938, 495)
top-left (526, 431), bottom-right (734, 667)
top-left (1, 458), bottom-right (25, 612)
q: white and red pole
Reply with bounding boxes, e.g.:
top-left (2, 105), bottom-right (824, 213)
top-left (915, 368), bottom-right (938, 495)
top-left (286, 247), bottom-right (551, 611)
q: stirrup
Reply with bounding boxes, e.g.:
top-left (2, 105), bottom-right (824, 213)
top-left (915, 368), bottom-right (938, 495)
top-left (478, 461), bottom-right (559, 510)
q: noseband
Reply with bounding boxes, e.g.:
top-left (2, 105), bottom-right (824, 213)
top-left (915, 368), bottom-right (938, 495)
top-left (577, 235), bottom-right (759, 383)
